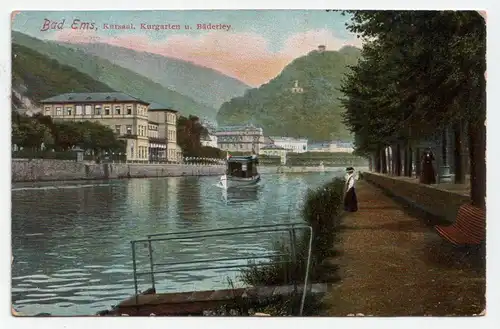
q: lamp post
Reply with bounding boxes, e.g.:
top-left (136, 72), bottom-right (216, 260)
top-left (439, 126), bottom-right (452, 183)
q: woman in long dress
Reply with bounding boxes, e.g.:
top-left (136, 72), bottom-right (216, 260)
top-left (344, 167), bottom-right (358, 212)
top-left (420, 148), bottom-right (436, 184)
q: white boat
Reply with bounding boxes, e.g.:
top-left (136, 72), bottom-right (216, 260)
top-left (218, 154), bottom-right (261, 189)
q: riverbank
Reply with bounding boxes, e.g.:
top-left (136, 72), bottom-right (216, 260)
top-left (12, 159), bottom-right (225, 182)
top-left (321, 180), bottom-right (485, 316)
top-left (11, 159), bottom-right (369, 182)
top-left (259, 166), bottom-right (369, 174)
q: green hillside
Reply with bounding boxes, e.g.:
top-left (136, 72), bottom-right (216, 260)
top-left (216, 47), bottom-right (361, 141)
top-left (12, 31), bottom-right (217, 120)
top-left (63, 42), bottom-right (250, 109)
top-left (12, 43), bottom-right (114, 104)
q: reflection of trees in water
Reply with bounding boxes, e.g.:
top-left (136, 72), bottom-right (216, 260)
top-left (176, 177), bottom-right (201, 224)
top-left (147, 178), bottom-right (169, 220)
top-left (223, 187), bottom-right (259, 204)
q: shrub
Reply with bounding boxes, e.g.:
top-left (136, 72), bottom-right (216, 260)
top-left (240, 177), bottom-right (346, 287)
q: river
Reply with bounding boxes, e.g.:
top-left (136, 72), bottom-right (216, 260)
top-left (11, 171), bottom-right (344, 316)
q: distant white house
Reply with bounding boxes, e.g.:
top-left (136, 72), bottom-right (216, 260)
top-left (216, 124), bottom-right (265, 153)
top-left (329, 141), bottom-right (354, 153)
top-left (201, 133), bottom-right (218, 148)
top-left (307, 140), bottom-right (354, 153)
top-left (270, 136), bottom-right (308, 153)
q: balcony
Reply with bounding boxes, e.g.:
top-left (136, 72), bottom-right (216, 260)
top-left (148, 137), bottom-right (167, 144)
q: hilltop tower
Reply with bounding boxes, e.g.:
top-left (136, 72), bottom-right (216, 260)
top-left (291, 80), bottom-right (304, 94)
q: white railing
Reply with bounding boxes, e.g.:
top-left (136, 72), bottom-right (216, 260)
top-left (183, 157), bottom-right (226, 165)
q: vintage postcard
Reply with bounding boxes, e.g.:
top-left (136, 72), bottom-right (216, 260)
top-left (10, 9), bottom-right (486, 317)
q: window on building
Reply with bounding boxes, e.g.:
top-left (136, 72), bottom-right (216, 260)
top-left (44, 107), bottom-right (51, 115)
top-left (76, 105), bottom-right (83, 115)
top-left (126, 106), bottom-right (132, 115)
top-left (95, 105), bottom-right (102, 115)
top-left (115, 106), bottom-right (121, 115)
top-left (84, 105), bottom-right (92, 115)
top-left (126, 125), bottom-right (132, 135)
top-left (240, 144), bottom-right (243, 149)
top-left (115, 125), bottom-right (121, 135)
top-left (66, 107), bottom-right (72, 116)
top-left (104, 106), bottom-right (110, 115)
top-left (55, 107), bottom-right (62, 116)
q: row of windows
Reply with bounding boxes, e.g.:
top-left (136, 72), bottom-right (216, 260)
top-left (218, 136), bottom-right (262, 142)
top-left (45, 104), bottom-right (146, 117)
top-left (115, 125), bottom-right (133, 136)
top-left (167, 149), bottom-right (177, 159)
top-left (167, 113), bottom-right (176, 124)
top-left (167, 130), bottom-right (176, 141)
top-left (138, 125), bottom-right (147, 137)
top-left (219, 143), bottom-right (255, 149)
top-left (135, 146), bottom-right (148, 159)
top-left (276, 144), bottom-right (307, 151)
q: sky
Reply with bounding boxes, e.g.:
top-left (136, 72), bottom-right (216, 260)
top-left (11, 10), bottom-right (362, 86)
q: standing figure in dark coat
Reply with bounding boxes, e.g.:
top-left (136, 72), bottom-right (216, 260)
top-left (420, 148), bottom-right (436, 184)
top-left (343, 167), bottom-right (358, 212)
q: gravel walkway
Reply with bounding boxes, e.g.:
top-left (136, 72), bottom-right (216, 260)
top-left (321, 180), bottom-right (485, 316)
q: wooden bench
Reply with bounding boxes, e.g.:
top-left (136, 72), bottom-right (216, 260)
top-left (435, 203), bottom-right (486, 246)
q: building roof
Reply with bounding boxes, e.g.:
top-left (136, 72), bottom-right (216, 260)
top-left (148, 102), bottom-right (178, 112)
top-left (40, 92), bottom-right (149, 104)
top-left (227, 155), bottom-right (258, 163)
top-left (261, 144), bottom-right (286, 150)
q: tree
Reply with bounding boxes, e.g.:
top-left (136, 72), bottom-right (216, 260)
top-left (12, 113), bottom-right (126, 159)
top-left (177, 115), bottom-right (208, 157)
top-left (339, 10), bottom-right (486, 208)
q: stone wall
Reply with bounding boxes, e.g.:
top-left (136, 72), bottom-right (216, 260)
top-left (12, 159), bottom-right (225, 182)
top-left (259, 166), bottom-right (370, 174)
top-left (362, 172), bottom-right (470, 222)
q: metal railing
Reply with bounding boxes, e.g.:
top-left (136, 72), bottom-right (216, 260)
top-left (130, 222), bottom-right (313, 315)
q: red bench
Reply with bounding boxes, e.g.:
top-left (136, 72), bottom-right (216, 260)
top-left (435, 203), bottom-right (486, 246)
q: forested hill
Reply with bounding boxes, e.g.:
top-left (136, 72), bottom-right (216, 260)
top-left (12, 43), bottom-right (114, 106)
top-left (216, 46), bottom-right (361, 141)
top-left (12, 31), bottom-right (218, 120)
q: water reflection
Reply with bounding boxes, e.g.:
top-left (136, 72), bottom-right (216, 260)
top-left (221, 186), bottom-right (260, 205)
top-left (12, 173), bottom-right (340, 316)
top-left (177, 177), bottom-right (202, 225)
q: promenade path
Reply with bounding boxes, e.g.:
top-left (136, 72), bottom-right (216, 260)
top-left (322, 180), bottom-right (485, 316)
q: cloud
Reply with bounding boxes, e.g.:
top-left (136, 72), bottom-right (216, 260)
top-left (52, 28), bottom-right (362, 87)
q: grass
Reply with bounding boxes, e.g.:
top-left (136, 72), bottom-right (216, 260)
top-left (233, 177), bottom-right (346, 315)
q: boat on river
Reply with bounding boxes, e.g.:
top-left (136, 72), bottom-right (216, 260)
top-left (218, 154), bottom-right (261, 189)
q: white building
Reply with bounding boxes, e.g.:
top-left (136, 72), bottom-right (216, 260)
top-left (329, 141), bottom-right (354, 153)
top-left (291, 80), bottom-right (304, 94)
top-left (308, 140), bottom-right (354, 153)
top-left (216, 124), bottom-right (265, 153)
top-left (270, 136), bottom-right (308, 153)
top-left (201, 133), bottom-right (218, 148)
